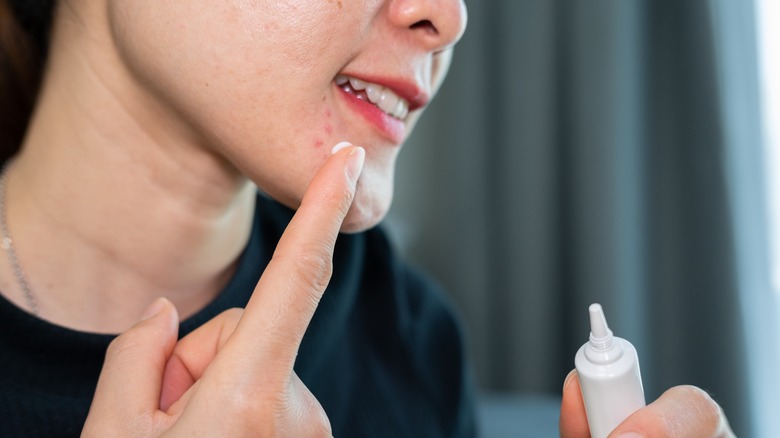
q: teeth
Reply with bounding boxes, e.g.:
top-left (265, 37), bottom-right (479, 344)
top-left (335, 74), bottom-right (410, 120)
top-left (377, 90), bottom-right (399, 115)
top-left (365, 84), bottom-right (382, 103)
top-left (348, 78), bottom-right (367, 91)
top-left (397, 101), bottom-right (408, 119)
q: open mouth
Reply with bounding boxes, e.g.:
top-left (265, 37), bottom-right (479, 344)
top-left (335, 75), bottom-right (410, 120)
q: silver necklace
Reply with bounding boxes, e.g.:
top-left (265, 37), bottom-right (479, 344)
top-left (0, 163), bottom-right (39, 316)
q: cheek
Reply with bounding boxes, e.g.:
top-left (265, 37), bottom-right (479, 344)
top-left (109, 1), bottom-right (383, 211)
top-left (323, 109), bottom-right (334, 136)
top-left (310, 106), bottom-right (335, 150)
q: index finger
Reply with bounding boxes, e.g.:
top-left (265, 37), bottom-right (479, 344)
top-left (226, 143), bottom-right (365, 372)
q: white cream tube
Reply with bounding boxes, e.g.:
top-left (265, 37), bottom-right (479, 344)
top-left (574, 303), bottom-right (646, 438)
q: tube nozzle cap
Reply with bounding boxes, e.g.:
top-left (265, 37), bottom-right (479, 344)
top-left (588, 303), bottom-right (615, 352)
top-left (589, 304), bottom-right (610, 339)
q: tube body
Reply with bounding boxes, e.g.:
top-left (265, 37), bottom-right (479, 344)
top-left (575, 336), bottom-right (645, 438)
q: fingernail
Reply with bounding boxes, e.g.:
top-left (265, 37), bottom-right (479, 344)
top-left (331, 141), bottom-right (352, 155)
top-left (140, 297), bottom-right (167, 321)
top-left (563, 369), bottom-right (577, 392)
top-left (616, 433), bottom-right (643, 438)
top-left (345, 146), bottom-right (365, 185)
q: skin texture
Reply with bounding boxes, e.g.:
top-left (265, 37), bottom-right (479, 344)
top-left (4, 0), bottom-right (465, 331)
top-left (103, 0), bottom-right (466, 231)
top-left (3, 0), bottom-right (734, 435)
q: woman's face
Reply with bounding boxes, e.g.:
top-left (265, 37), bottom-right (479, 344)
top-left (107, 0), bottom-right (467, 231)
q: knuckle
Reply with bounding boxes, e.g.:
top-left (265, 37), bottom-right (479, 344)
top-left (311, 405), bottom-right (333, 438)
top-left (336, 185), bottom-right (356, 217)
top-left (217, 381), bottom-right (270, 417)
top-left (284, 389), bottom-right (332, 437)
top-left (318, 177), bottom-right (355, 215)
top-left (226, 391), bottom-right (262, 417)
top-left (223, 387), bottom-right (288, 432)
top-left (290, 249), bottom-right (334, 294)
top-left (218, 375), bottom-right (332, 436)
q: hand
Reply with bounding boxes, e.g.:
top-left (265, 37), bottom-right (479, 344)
top-left (559, 370), bottom-right (736, 437)
top-left (82, 145), bottom-right (366, 437)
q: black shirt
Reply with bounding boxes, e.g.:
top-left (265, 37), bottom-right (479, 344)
top-left (0, 195), bottom-right (477, 437)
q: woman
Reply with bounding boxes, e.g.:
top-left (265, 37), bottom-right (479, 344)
top-left (0, 0), bottom-right (734, 436)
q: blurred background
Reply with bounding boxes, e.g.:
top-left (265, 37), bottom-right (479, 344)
top-left (386, 1), bottom-right (780, 436)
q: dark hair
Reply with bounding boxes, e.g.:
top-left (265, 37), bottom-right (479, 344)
top-left (0, 0), bottom-right (54, 163)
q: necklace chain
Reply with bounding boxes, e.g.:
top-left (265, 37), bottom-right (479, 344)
top-left (0, 163), bottom-right (39, 316)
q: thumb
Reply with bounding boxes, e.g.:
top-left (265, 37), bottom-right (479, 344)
top-left (609, 385), bottom-right (733, 437)
top-left (83, 298), bottom-right (179, 436)
top-left (560, 370), bottom-right (591, 438)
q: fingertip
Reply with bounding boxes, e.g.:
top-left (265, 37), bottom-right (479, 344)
top-left (327, 142), bottom-right (365, 186)
top-left (563, 369), bottom-right (578, 393)
top-left (136, 297), bottom-right (179, 337)
top-left (345, 146), bottom-right (365, 185)
top-left (140, 297), bottom-right (169, 321)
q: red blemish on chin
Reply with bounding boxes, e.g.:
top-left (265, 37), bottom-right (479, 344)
top-left (324, 124), bottom-right (333, 135)
top-left (314, 139), bottom-right (324, 148)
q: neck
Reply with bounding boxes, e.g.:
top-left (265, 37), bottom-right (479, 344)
top-left (0, 6), bottom-right (256, 333)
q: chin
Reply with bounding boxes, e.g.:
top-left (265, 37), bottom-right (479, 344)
top-left (339, 189), bottom-right (392, 234)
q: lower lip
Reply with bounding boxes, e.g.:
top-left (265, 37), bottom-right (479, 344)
top-left (336, 85), bottom-right (406, 144)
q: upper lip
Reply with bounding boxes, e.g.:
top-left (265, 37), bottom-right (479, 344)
top-left (336, 72), bottom-right (430, 112)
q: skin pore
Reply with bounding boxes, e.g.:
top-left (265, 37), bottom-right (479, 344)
top-left (0, 0), bottom-right (466, 332)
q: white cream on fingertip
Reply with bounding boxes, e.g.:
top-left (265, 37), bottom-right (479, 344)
top-left (331, 141), bottom-right (353, 155)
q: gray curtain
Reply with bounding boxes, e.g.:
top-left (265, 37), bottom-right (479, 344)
top-left (388, 1), bottom-right (768, 436)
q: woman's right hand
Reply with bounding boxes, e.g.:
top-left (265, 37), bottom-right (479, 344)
top-left (81, 145), bottom-right (365, 437)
